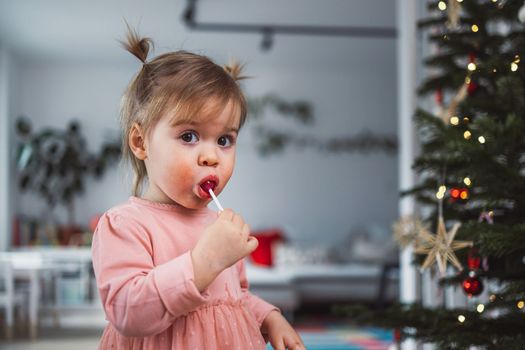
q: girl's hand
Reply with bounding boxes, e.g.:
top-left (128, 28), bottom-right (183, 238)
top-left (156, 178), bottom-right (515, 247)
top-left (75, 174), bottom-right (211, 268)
top-left (191, 209), bottom-right (258, 291)
top-left (262, 311), bottom-right (306, 350)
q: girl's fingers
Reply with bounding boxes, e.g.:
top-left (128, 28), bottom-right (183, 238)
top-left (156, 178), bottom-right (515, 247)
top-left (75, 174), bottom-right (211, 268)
top-left (232, 213), bottom-right (244, 227)
top-left (219, 208), bottom-right (234, 221)
top-left (246, 236), bottom-right (259, 253)
top-left (242, 223), bottom-right (251, 238)
top-left (284, 335), bottom-right (305, 350)
top-left (272, 339), bottom-right (285, 350)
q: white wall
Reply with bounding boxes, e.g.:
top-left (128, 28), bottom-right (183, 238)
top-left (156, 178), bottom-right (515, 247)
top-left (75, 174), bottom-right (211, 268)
top-left (0, 47), bottom-right (11, 251)
top-left (10, 36), bottom-right (397, 246)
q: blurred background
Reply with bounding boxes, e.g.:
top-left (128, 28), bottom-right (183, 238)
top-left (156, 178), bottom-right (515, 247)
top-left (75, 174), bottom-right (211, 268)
top-left (0, 0), bottom-right (411, 349)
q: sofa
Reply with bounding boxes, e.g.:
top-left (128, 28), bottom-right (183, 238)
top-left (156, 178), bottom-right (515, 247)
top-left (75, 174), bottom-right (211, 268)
top-left (245, 229), bottom-right (400, 315)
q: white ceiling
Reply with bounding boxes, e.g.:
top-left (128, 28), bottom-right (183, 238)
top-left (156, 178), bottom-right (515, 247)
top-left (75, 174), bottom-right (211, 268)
top-left (0, 0), bottom-right (396, 67)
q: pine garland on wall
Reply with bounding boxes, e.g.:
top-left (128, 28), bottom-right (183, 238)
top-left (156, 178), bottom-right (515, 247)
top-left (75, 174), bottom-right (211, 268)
top-left (247, 94), bottom-right (397, 156)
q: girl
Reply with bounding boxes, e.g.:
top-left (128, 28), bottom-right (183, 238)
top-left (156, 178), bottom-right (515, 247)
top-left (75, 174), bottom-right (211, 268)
top-left (91, 28), bottom-right (305, 350)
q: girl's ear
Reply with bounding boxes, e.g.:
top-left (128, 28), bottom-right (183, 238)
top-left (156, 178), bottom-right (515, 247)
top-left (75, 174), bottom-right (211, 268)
top-left (129, 122), bottom-right (148, 160)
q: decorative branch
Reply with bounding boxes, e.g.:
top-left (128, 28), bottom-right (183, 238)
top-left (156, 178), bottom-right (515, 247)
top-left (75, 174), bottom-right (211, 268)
top-left (14, 117), bottom-right (121, 225)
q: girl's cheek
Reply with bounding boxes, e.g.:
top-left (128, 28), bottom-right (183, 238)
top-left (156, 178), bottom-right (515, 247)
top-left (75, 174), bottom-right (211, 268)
top-left (172, 162), bottom-right (195, 185)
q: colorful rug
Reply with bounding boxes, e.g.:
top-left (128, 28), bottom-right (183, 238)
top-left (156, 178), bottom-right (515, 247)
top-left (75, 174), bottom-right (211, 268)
top-left (267, 322), bottom-right (395, 350)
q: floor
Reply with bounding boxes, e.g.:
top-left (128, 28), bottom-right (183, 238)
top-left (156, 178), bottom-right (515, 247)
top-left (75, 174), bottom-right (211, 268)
top-left (2, 327), bottom-right (102, 350)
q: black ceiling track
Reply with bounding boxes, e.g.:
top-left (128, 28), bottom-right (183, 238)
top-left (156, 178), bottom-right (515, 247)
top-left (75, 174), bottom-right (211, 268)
top-left (182, 0), bottom-right (397, 51)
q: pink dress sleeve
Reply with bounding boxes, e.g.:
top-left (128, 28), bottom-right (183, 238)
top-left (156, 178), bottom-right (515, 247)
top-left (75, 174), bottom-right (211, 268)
top-left (237, 258), bottom-right (279, 327)
top-left (91, 211), bottom-right (210, 337)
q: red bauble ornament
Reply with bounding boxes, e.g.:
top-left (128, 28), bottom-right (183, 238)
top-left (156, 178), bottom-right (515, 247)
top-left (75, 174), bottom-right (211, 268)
top-left (467, 247), bottom-right (481, 270)
top-left (462, 275), bottom-right (484, 297)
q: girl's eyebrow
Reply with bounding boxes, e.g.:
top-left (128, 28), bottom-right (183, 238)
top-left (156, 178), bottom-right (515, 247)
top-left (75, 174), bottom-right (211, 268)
top-left (171, 121), bottom-right (239, 134)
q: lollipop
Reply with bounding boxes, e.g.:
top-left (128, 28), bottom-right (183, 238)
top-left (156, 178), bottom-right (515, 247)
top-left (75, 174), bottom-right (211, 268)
top-left (200, 180), bottom-right (223, 212)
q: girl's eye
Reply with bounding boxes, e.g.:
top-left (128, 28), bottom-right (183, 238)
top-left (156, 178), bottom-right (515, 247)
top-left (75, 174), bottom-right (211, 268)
top-left (180, 131), bottom-right (198, 143)
top-left (218, 135), bottom-right (235, 147)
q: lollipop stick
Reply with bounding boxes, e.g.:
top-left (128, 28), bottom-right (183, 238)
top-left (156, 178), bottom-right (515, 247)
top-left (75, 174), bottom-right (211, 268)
top-left (209, 188), bottom-right (224, 212)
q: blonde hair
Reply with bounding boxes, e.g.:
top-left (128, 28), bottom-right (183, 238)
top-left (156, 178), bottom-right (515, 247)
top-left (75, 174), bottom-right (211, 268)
top-left (120, 27), bottom-right (248, 196)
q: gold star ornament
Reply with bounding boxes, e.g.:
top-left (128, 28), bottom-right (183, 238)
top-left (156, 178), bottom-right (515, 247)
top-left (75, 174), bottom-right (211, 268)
top-left (414, 216), bottom-right (473, 276)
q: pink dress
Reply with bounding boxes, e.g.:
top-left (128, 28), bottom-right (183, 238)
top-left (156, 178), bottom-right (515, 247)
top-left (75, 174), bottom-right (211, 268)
top-left (91, 197), bottom-right (277, 349)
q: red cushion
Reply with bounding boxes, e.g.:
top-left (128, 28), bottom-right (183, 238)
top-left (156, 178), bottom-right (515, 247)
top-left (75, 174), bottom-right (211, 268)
top-left (250, 229), bottom-right (284, 267)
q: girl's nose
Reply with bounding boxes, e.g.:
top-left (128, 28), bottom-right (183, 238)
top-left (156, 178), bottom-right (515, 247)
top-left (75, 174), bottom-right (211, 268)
top-left (198, 146), bottom-right (219, 167)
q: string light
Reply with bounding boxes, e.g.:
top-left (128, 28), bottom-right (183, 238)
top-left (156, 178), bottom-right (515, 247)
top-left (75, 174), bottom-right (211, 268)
top-left (464, 177), bottom-right (472, 186)
top-left (465, 76), bottom-right (471, 84)
top-left (511, 55), bottom-right (520, 72)
top-left (458, 315), bottom-right (466, 323)
top-left (438, 1), bottom-right (447, 11)
top-left (463, 117), bottom-right (470, 123)
top-left (490, 294), bottom-right (497, 302)
top-left (460, 190), bottom-right (469, 200)
top-left (450, 116), bottom-right (460, 125)
top-left (457, 0), bottom-right (463, 3)
top-left (464, 130), bottom-right (472, 140)
top-left (478, 136), bottom-right (486, 144)
top-left (468, 62), bottom-right (477, 71)
top-left (493, 68), bottom-right (497, 73)
top-left (518, 301), bottom-right (525, 309)
top-left (477, 304), bottom-right (485, 313)
top-left (436, 185), bottom-right (447, 199)
top-left (471, 24), bottom-right (479, 32)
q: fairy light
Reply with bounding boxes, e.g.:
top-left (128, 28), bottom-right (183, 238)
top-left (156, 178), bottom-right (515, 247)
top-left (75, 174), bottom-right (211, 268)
top-left (478, 136), bottom-right (486, 144)
top-left (490, 294), bottom-right (497, 302)
top-left (464, 130), bottom-right (472, 140)
top-left (465, 76), bottom-right (471, 84)
top-left (463, 117), bottom-right (470, 123)
top-left (463, 177), bottom-right (472, 186)
top-left (493, 68), bottom-right (497, 73)
top-left (450, 116), bottom-right (460, 125)
top-left (460, 190), bottom-right (469, 200)
top-left (436, 185), bottom-right (447, 199)
top-left (511, 62), bottom-right (518, 72)
top-left (458, 315), bottom-right (466, 323)
top-left (438, 1), bottom-right (447, 10)
top-left (457, 0), bottom-right (463, 3)
top-left (515, 55), bottom-right (520, 63)
top-left (471, 24), bottom-right (479, 32)
top-left (468, 62), bottom-right (477, 71)
top-left (477, 304), bottom-right (485, 313)
top-left (518, 301), bottom-right (525, 309)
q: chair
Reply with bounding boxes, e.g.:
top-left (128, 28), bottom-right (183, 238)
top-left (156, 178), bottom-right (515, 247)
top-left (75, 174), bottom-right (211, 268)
top-left (0, 259), bottom-right (27, 340)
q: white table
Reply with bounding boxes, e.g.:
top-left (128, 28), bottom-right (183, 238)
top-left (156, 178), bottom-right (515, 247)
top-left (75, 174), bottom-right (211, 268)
top-left (0, 247), bottom-right (93, 339)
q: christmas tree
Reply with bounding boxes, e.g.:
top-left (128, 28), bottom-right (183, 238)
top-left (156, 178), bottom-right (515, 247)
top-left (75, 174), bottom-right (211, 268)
top-left (339, 1), bottom-right (525, 348)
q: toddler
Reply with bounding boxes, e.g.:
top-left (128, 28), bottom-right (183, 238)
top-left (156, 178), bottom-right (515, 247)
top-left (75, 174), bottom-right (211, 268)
top-left (91, 27), bottom-right (305, 350)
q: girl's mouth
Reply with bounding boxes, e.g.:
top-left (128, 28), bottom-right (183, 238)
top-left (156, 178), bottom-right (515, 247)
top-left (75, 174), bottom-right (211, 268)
top-left (198, 177), bottom-right (218, 198)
